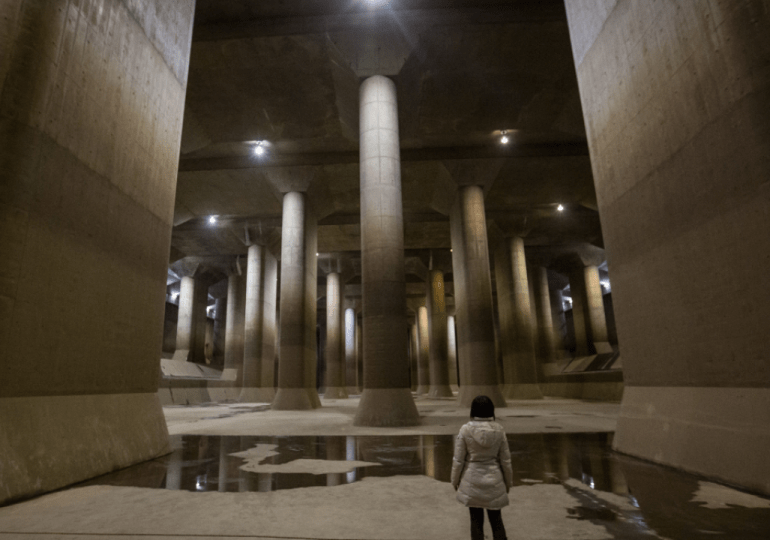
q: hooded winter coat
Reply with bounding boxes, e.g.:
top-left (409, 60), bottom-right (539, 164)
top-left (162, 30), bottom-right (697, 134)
top-left (450, 418), bottom-right (513, 509)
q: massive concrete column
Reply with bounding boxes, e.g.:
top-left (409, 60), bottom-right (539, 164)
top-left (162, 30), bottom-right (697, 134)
top-left (224, 271), bottom-right (246, 385)
top-left (241, 244), bottom-right (277, 402)
top-left (259, 252), bottom-right (278, 401)
top-left (175, 276), bottom-right (197, 357)
top-left (410, 322), bottom-right (419, 391)
top-left (173, 274), bottom-right (209, 365)
top-left (273, 192), bottom-right (321, 410)
top-left (450, 186), bottom-right (506, 407)
top-left (569, 265), bottom-right (611, 356)
top-left (324, 273), bottom-right (348, 399)
top-left (354, 75), bottom-right (419, 426)
top-left (447, 315), bottom-right (459, 388)
top-left (566, 0), bottom-right (770, 494)
top-left (427, 270), bottom-right (453, 397)
top-left (532, 267), bottom-right (558, 363)
top-left (0, 0), bottom-right (195, 504)
top-left (241, 244), bottom-right (264, 400)
top-left (209, 280), bottom-right (228, 369)
top-left (416, 305), bottom-right (431, 395)
top-left (345, 308), bottom-right (359, 394)
top-left (506, 238), bottom-right (542, 399)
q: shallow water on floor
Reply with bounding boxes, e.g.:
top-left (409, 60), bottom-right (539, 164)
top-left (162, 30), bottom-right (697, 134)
top-left (76, 432), bottom-right (770, 540)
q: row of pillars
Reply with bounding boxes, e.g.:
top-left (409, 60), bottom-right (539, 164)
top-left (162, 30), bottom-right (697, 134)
top-left (171, 74), bottom-right (611, 426)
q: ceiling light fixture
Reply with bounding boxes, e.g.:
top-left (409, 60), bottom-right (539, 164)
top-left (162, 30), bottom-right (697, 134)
top-left (209, 215), bottom-right (217, 224)
top-left (254, 142), bottom-right (265, 156)
top-left (556, 204), bottom-right (564, 212)
top-left (500, 130), bottom-right (509, 144)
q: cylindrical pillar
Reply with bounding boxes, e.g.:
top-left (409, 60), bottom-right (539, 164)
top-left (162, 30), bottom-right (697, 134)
top-left (224, 272), bottom-right (246, 386)
top-left (506, 237), bottom-right (542, 399)
top-left (569, 265), bottom-right (611, 355)
top-left (410, 322), bottom-right (419, 391)
top-left (416, 305), bottom-right (430, 395)
top-left (212, 296), bottom-right (227, 368)
top-left (324, 273), bottom-right (348, 399)
top-left (259, 252), bottom-right (278, 402)
top-left (345, 308), bottom-right (359, 394)
top-left (356, 314), bottom-right (364, 392)
top-left (447, 315), bottom-right (458, 388)
top-left (550, 287), bottom-right (568, 355)
top-left (354, 75), bottom-right (419, 426)
top-left (450, 186), bottom-right (506, 407)
top-left (241, 244), bottom-right (264, 401)
top-left (273, 192), bottom-right (321, 409)
top-left (428, 270), bottom-right (453, 397)
top-left (533, 267), bottom-right (557, 364)
top-left (176, 276), bottom-right (196, 354)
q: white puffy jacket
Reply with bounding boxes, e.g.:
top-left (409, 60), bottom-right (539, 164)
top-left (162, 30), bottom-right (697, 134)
top-left (450, 419), bottom-right (514, 509)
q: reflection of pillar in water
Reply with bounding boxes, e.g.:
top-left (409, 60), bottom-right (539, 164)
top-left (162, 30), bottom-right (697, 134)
top-left (557, 434), bottom-right (570, 481)
top-left (257, 473), bottom-right (273, 492)
top-left (422, 435), bottom-right (435, 478)
top-left (528, 434), bottom-right (547, 481)
top-left (165, 447), bottom-right (183, 490)
top-left (239, 437), bottom-right (258, 492)
top-left (609, 457), bottom-right (628, 495)
top-left (326, 436), bottom-right (346, 486)
top-left (346, 436), bottom-right (357, 484)
top-left (218, 437), bottom-right (228, 492)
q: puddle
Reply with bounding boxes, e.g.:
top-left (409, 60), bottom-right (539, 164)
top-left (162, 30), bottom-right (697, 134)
top-left (74, 433), bottom-right (770, 540)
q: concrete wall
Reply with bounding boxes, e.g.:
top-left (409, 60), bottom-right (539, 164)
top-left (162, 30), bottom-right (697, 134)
top-left (0, 0), bottom-right (195, 504)
top-left (566, 0), bottom-right (770, 494)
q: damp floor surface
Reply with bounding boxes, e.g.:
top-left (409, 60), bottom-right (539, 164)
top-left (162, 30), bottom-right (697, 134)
top-left (1, 396), bottom-right (768, 540)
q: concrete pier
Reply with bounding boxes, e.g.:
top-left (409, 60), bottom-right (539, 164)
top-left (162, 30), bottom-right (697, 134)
top-left (324, 273), bottom-right (348, 399)
top-left (450, 186), bottom-right (506, 407)
top-left (273, 192), bottom-right (321, 410)
top-left (354, 75), bottom-right (419, 426)
top-left (427, 270), bottom-right (453, 397)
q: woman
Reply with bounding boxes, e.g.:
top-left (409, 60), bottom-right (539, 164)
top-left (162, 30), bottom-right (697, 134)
top-left (451, 395), bottom-right (513, 540)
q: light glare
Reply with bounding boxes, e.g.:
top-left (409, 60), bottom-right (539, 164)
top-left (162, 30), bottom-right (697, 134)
top-left (209, 215), bottom-right (217, 223)
top-left (557, 204), bottom-right (564, 212)
top-left (254, 144), bottom-right (265, 156)
top-left (500, 135), bottom-right (509, 144)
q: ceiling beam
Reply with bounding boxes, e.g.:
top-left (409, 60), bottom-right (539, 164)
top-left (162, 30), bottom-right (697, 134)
top-left (192, 2), bottom-right (567, 42)
top-left (179, 142), bottom-right (589, 172)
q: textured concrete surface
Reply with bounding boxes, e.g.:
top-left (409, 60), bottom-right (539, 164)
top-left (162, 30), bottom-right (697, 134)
top-left (0, 0), bottom-right (194, 504)
top-left (565, 0), bottom-right (770, 494)
top-left (355, 75), bottom-right (419, 426)
top-left (274, 191), bottom-right (320, 410)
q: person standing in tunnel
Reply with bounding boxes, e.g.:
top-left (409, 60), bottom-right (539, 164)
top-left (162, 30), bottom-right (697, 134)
top-left (451, 395), bottom-right (513, 540)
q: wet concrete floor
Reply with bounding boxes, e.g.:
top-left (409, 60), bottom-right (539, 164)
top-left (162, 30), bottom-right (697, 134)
top-left (74, 432), bottom-right (770, 539)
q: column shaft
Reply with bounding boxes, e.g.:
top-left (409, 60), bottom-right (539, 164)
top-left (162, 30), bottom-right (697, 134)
top-left (416, 305), bottom-right (430, 394)
top-left (570, 265), bottom-right (611, 355)
top-left (345, 308), bottom-right (359, 394)
top-left (241, 244), bottom-right (264, 399)
top-left (175, 276), bottom-right (196, 354)
top-left (532, 267), bottom-right (557, 363)
top-left (450, 186), bottom-right (506, 407)
top-left (447, 315), bottom-right (458, 388)
top-left (324, 273), bottom-right (348, 398)
top-left (354, 75), bottom-right (419, 426)
top-left (428, 270), bottom-right (453, 397)
top-left (273, 192), bottom-right (320, 409)
top-left (506, 237), bottom-right (542, 399)
top-left (224, 272), bottom-right (246, 385)
top-left (259, 252), bottom-right (278, 401)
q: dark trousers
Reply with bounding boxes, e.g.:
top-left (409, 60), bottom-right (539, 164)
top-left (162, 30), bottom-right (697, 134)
top-left (469, 507), bottom-right (506, 540)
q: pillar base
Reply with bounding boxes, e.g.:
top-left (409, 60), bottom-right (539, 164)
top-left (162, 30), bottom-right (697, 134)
top-left (503, 383), bottom-right (544, 400)
top-left (428, 385), bottom-right (455, 398)
top-left (458, 385), bottom-right (507, 408)
top-left (308, 388), bottom-right (322, 408)
top-left (324, 387), bottom-right (349, 399)
top-left (272, 388), bottom-right (315, 410)
top-left (238, 387), bottom-right (275, 403)
top-left (354, 388), bottom-right (420, 427)
top-left (415, 385), bottom-right (429, 395)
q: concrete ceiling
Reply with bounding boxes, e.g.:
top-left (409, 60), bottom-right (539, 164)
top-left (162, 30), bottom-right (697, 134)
top-left (170, 0), bottom-right (605, 292)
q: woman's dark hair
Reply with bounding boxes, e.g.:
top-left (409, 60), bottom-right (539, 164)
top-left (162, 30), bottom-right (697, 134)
top-left (470, 395), bottom-right (495, 419)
